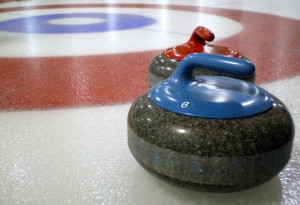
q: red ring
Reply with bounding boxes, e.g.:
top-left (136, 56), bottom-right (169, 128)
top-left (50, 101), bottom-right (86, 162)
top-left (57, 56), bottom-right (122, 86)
top-left (1, 4), bottom-right (300, 110)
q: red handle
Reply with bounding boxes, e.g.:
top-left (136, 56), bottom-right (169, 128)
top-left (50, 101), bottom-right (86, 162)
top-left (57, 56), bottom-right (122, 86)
top-left (163, 26), bottom-right (243, 61)
top-left (191, 26), bottom-right (215, 43)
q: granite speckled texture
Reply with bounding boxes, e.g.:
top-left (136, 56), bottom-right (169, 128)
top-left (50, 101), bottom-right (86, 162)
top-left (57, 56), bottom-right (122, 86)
top-left (148, 53), bottom-right (255, 87)
top-left (127, 91), bottom-right (294, 192)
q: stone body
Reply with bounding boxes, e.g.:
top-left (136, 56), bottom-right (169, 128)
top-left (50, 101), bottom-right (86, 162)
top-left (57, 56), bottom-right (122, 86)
top-left (127, 91), bottom-right (294, 192)
top-left (148, 53), bottom-right (255, 87)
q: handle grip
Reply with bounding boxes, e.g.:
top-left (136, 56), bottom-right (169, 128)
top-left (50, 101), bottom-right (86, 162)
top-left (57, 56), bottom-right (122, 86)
top-left (170, 53), bottom-right (255, 84)
top-left (192, 26), bottom-right (215, 42)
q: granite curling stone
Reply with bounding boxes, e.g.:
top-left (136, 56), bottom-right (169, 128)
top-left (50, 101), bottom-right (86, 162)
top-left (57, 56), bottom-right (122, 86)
top-left (148, 26), bottom-right (255, 87)
top-left (128, 53), bottom-right (294, 192)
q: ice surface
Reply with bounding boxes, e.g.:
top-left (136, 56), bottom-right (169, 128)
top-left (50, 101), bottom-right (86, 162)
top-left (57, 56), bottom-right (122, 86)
top-left (0, 76), bottom-right (299, 205)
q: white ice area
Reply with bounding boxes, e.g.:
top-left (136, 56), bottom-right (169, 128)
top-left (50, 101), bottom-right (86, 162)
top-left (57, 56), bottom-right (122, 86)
top-left (0, 76), bottom-right (299, 205)
top-left (0, 8), bottom-right (242, 57)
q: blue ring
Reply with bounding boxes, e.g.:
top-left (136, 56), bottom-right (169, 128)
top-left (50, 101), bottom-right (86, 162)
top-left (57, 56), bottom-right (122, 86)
top-left (0, 13), bottom-right (157, 33)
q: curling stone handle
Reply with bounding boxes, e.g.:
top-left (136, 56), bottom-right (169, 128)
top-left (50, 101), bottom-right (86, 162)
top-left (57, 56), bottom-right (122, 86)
top-left (190, 26), bottom-right (215, 43)
top-left (170, 53), bottom-right (255, 84)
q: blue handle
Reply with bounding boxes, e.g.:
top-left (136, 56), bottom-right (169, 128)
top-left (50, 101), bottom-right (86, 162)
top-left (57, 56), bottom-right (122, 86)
top-left (170, 53), bottom-right (255, 85)
top-left (150, 53), bottom-right (273, 119)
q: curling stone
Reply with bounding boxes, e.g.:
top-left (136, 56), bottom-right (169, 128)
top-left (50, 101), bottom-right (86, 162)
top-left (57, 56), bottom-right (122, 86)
top-left (128, 53), bottom-right (294, 192)
top-left (148, 26), bottom-right (255, 87)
